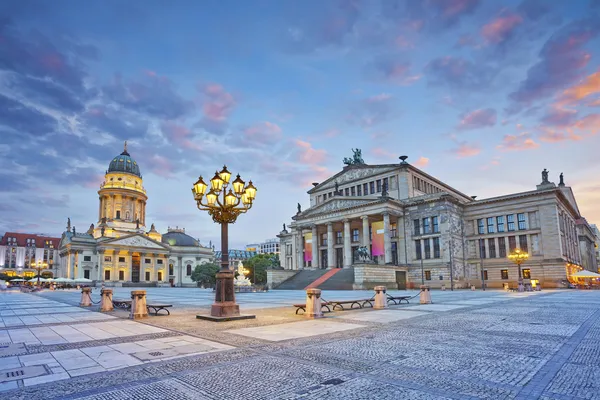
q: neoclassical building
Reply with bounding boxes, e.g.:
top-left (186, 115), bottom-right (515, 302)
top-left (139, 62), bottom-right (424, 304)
top-left (278, 156), bottom-right (596, 288)
top-left (58, 144), bottom-right (213, 287)
top-left (0, 233), bottom-right (60, 278)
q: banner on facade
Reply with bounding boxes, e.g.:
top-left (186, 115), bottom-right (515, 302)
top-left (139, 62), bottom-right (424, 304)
top-left (304, 232), bottom-right (313, 262)
top-left (371, 221), bottom-right (384, 256)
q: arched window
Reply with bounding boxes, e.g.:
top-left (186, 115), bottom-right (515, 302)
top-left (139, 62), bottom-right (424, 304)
top-left (169, 263), bottom-right (174, 275)
top-left (186, 264), bottom-right (192, 276)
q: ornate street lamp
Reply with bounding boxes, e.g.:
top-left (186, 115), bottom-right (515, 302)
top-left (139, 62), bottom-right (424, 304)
top-left (508, 249), bottom-right (529, 292)
top-left (32, 260), bottom-right (48, 286)
top-left (191, 166), bottom-right (257, 320)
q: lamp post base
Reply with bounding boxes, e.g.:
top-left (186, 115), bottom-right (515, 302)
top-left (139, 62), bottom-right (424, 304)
top-left (196, 313), bottom-right (256, 322)
top-left (211, 302), bottom-right (240, 317)
top-left (518, 279), bottom-right (524, 292)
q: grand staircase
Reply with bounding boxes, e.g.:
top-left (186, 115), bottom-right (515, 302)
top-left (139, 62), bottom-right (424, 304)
top-left (274, 268), bottom-right (355, 290)
top-left (317, 267), bottom-right (355, 290)
top-left (275, 269), bottom-right (329, 290)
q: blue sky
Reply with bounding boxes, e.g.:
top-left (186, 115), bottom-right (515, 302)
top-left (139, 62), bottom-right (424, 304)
top-left (1, 0), bottom-right (599, 248)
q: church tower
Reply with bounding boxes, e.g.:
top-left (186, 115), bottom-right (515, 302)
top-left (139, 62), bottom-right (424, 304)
top-left (94, 142), bottom-right (148, 238)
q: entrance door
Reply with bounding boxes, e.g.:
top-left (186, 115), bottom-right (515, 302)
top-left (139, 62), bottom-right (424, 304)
top-left (321, 250), bottom-right (327, 269)
top-left (335, 248), bottom-right (343, 268)
top-left (395, 271), bottom-right (407, 290)
top-left (131, 253), bottom-right (140, 283)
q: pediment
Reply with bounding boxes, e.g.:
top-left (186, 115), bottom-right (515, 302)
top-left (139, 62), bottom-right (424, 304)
top-left (298, 198), bottom-right (376, 218)
top-left (309, 165), bottom-right (399, 193)
top-left (559, 187), bottom-right (581, 216)
top-left (103, 234), bottom-right (168, 250)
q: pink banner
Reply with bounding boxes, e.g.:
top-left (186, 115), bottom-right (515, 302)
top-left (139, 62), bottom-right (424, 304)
top-left (371, 221), bottom-right (384, 256)
top-left (304, 233), bottom-right (313, 262)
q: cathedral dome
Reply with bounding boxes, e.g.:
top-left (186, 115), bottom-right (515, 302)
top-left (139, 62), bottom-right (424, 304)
top-left (107, 142), bottom-right (141, 177)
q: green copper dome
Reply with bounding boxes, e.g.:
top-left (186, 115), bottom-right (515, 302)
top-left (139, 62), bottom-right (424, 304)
top-left (107, 143), bottom-right (141, 177)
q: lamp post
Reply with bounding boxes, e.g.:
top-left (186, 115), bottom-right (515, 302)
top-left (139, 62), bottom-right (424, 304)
top-left (192, 166), bottom-right (257, 320)
top-left (32, 260), bottom-right (48, 286)
top-left (508, 249), bottom-right (529, 292)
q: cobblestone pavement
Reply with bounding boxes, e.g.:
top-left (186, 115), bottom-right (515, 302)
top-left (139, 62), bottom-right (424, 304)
top-left (1, 288), bottom-right (599, 399)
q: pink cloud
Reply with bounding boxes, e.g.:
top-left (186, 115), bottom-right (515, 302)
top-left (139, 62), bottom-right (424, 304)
top-left (242, 122), bottom-right (282, 145)
top-left (161, 122), bottom-right (202, 150)
top-left (371, 147), bottom-right (396, 160)
top-left (84, 174), bottom-right (105, 189)
top-left (294, 140), bottom-right (327, 165)
top-left (450, 141), bottom-right (480, 158)
top-left (558, 68), bottom-right (600, 105)
top-left (148, 154), bottom-right (175, 178)
top-left (539, 129), bottom-right (582, 143)
top-left (414, 157), bottom-right (429, 168)
top-left (496, 133), bottom-right (540, 151)
top-left (481, 13), bottom-right (523, 43)
top-left (457, 108), bottom-right (497, 130)
top-left (323, 128), bottom-right (340, 138)
top-left (201, 83), bottom-right (235, 122)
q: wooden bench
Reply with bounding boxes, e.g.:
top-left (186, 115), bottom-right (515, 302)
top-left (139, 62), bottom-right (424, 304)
top-left (147, 304), bottom-right (173, 316)
top-left (293, 302), bottom-right (331, 315)
top-left (386, 295), bottom-right (411, 305)
top-left (112, 299), bottom-right (132, 309)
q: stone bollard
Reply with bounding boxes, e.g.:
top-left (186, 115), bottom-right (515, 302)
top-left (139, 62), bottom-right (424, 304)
top-left (305, 288), bottom-right (324, 319)
top-left (79, 287), bottom-right (92, 307)
top-left (420, 285), bottom-right (432, 304)
top-left (374, 286), bottom-right (388, 309)
top-left (100, 288), bottom-right (114, 312)
top-left (441, 284), bottom-right (446, 291)
top-left (471, 285), bottom-right (476, 291)
top-left (130, 290), bottom-right (148, 319)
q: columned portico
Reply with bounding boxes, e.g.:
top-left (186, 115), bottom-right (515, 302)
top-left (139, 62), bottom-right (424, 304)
top-left (311, 225), bottom-right (319, 269)
top-left (343, 219), bottom-right (352, 268)
top-left (327, 223), bottom-right (334, 269)
top-left (383, 213), bottom-right (392, 264)
top-left (361, 216), bottom-right (370, 248)
top-left (296, 230), bottom-right (304, 270)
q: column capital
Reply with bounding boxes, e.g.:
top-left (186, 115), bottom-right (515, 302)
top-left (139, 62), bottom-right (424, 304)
top-left (342, 218), bottom-right (350, 224)
top-left (361, 215), bottom-right (369, 220)
top-left (382, 212), bottom-right (390, 217)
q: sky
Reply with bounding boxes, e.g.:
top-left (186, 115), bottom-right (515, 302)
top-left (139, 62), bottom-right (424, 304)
top-left (1, 0), bottom-right (599, 249)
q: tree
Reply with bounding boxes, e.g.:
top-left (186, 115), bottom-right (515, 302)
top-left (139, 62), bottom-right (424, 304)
top-left (244, 253), bottom-right (280, 284)
top-left (190, 262), bottom-right (220, 288)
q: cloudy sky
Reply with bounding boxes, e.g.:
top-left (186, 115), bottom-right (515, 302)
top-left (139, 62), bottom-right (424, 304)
top-left (1, 0), bottom-right (599, 248)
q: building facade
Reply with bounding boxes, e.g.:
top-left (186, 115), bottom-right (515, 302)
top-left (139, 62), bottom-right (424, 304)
top-left (246, 238), bottom-right (280, 255)
top-left (590, 224), bottom-right (600, 271)
top-left (279, 157), bottom-right (595, 288)
top-left (0, 233), bottom-right (60, 278)
top-left (57, 144), bottom-right (213, 287)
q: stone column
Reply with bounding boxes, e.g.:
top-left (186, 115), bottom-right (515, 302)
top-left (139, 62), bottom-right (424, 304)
top-left (297, 231), bottom-right (304, 270)
top-left (69, 252), bottom-right (76, 279)
top-left (80, 287), bottom-right (92, 307)
top-left (374, 286), bottom-right (387, 309)
top-left (311, 225), bottom-right (319, 269)
top-left (97, 251), bottom-right (104, 281)
top-left (177, 256), bottom-right (183, 287)
top-left (98, 197), bottom-right (102, 221)
top-left (383, 213), bottom-right (392, 264)
top-left (361, 216), bottom-right (370, 248)
top-left (305, 288), bottom-right (324, 319)
top-left (343, 219), bottom-right (352, 268)
top-left (129, 290), bottom-right (148, 319)
top-left (100, 288), bottom-right (114, 312)
top-left (111, 195), bottom-right (116, 219)
top-left (327, 223), bottom-right (334, 269)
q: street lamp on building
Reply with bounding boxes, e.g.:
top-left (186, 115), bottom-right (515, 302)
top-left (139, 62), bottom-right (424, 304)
top-left (508, 249), bottom-right (529, 292)
top-left (191, 166), bottom-right (257, 320)
top-left (32, 260), bottom-right (48, 286)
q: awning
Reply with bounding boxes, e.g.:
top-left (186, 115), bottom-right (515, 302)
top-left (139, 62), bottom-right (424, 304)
top-left (572, 270), bottom-right (600, 278)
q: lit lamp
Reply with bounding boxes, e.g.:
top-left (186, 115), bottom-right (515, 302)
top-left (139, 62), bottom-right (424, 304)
top-left (191, 165), bottom-right (257, 321)
top-left (508, 249), bottom-right (529, 292)
top-left (32, 260), bottom-right (48, 286)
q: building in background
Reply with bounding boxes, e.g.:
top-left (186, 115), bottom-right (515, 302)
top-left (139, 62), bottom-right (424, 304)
top-left (57, 143), bottom-right (213, 287)
top-left (591, 224), bottom-right (600, 271)
top-left (0, 233), bottom-right (60, 278)
top-left (214, 250), bottom-right (257, 266)
top-left (245, 238), bottom-right (280, 255)
top-left (576, 218), bottom-right (597, 272)
top-left (279, 155), bottom-right (595, 288)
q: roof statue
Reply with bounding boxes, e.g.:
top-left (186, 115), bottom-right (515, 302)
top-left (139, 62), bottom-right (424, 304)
top-left (87, 224), bottom-right (94, 235)
top-left (101, 226), bottom-right (105, 236)
top-left (541, 168), bottom-right (549, 183)
top-left (72, 226), bottom-right (76, 235)
top-left (334, 181), bottom-right (339, 195)
top-left (559, 172), bottom-right (565, 186)
top-left (297, 203), bottom-right (302, 214)
top-left (124, 140), bottom-right (128, 153)
top-left (282, 223), bottom-right (287, 232)
top-left (343, 148), bottom-right (365, 166)
top-left (67, 217), bottom-right (71, 232)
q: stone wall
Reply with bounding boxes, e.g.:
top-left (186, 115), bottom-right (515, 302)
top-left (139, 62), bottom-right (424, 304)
top-left (353, 264), bottom-right (408, 290)
top-left (267, 269), bottom-right (298, 289)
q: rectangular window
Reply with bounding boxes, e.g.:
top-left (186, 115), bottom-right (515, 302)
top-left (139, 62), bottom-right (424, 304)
top-left (508, 236), bottom-right (517, 252)
top-left (344, 188), bottom-right (349, 196)
top-left (119, 270), bottom-right (125, 280)
top-left (501, 269), bottom-right (509, 279)
top-left (83, 256), bottom-right (91, 261)
top-left (169, 264), bottom-right (174, 275)
top-left (424, 239), bottom-right (431, 259)
top-left (483, 270), bottom-right (488, 280)
top-left (390, 223), bottom-right (397, 238)
top-left (145, 271), bottom-right (151, 281)
top-left (336, 231), bottom-right (343, 244)
top-left (322, 234), bottom-right (328, 246)
top-left (425, 270), bottom-right (431, 280)
top-left (432, 216), bottom-right (439, 233)
top-left (507, 214), bottom-right (515, 231)
top-left (383, 177), bottom-right (389, 192)
top-left (488, 238), bottom-right (496, 258)
top-left (498, 237), bottom-right (506, 257)
top-left (523, 269), bottom-right (531, 279)
top-left (104, 270), bottom-right (110, 280)
top-left (477, 219), bottom-right (485, 234)
top-left (357, 185), bottom-right (362, 196)
top-left (487, 217), bottom-right (495, 234)
top-left (479, 239), bottom-right (486, 259)
top-left (158, 271), bottom-right (163, 281)
top-left (157, 259), bottom-right (163, 264)
top-left (519, 235), bottom-right (528, 253)
top-left (518, 213), bottom-right (526, 230)
top-left (118, 257), bottom-right (125, 263)
top-left (84, 269), bottom-right (90, 279)
top-left (363, 183), bottom-right (369, 195)
top-left (415, 240), bottom-right (422, 260)
top-left (352, 229), bottom-right (359, 242)
top-left (350, 186), bottom-right (356, 196)
top-left (433, 237), bottom-right (440, 258)
top-left (186, 265), bottom-right (192, 275)
top-left (413, 219), bottom-right (420, 236)
top-left (497, 216), bottom-right (505, 232)
top-left (145, 258), bottom-right (151, 264)
top-left (422, 218), bottom-right (431, 234)
top-left (328, 192), bottom-right (333, 198)
top-left (376, 179), bottom-right (382, 192)
top-left (370, 181), bottom-right (375, 194)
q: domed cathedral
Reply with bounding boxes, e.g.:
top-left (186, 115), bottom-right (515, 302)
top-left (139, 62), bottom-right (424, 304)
top-left (58, 142), bottom-right (213, 287)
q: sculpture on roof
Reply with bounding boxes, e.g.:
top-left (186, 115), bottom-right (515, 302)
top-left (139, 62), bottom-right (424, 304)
top-left (334, 181), bottom-right (339, 195)
top-left (124, 140), bottom-right (128, 153)
top-left (72, 226), bottom-right (76, 235)
top-left (101, 226), bottom-right (105, 237)
top-left (87, 224), bottom-right (94, 235)
top-left (343, 148), bottom-right (365, 166)
top-left (297, 203), bottom-right (302, 214)
top-left (541, 168), bottom-right (549, 183)
top-left (559, 173), bottom-right (564, 186)
top-left (66, 217), bottom-right (71, 232)
top-left (282, 223), bottom-right (286, 231)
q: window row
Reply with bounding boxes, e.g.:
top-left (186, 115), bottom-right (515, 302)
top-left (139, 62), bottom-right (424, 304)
top-left (102, 255), bottom-right (164, 264)
top-left (413, 176), bottom-right (443, 195)
top-left (319, 224), bottom-right (398, 245)
top-left (415, 237), bottom-right (441, 260)
top-left (316, 177), bottom-right (393, 203)
top-left (478, 235), bottom-right (528, 258)
top-left (103, 270), bottom-right (165, 281)
top-left (413, 216), bottom-right (439, 236)
top-left (477, 213), bottom-right (526, 234)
